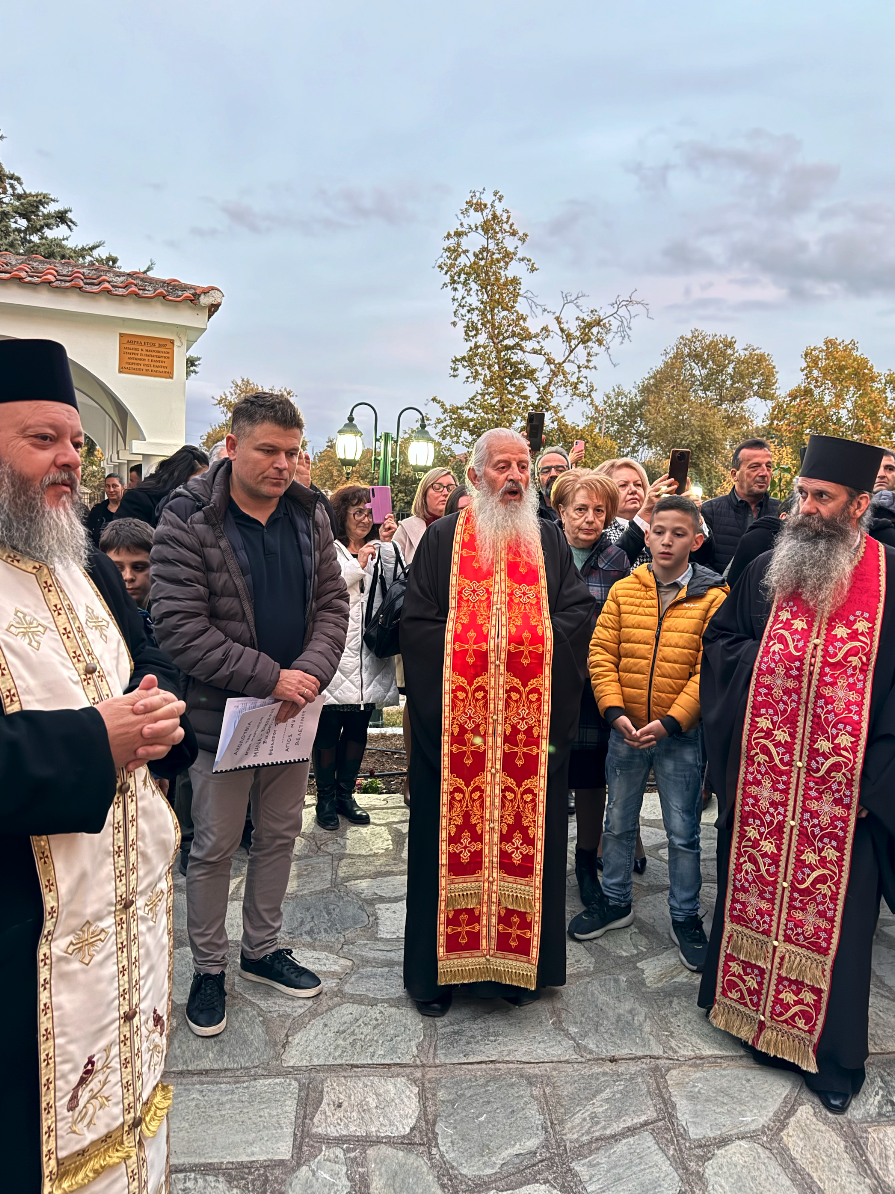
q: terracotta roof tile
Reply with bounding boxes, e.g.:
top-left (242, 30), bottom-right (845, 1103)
top-left (0, 252), bottom-right (223, 317)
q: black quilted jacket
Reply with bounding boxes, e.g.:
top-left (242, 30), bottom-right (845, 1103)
top-left (700, 487), bottom-right (780, 574)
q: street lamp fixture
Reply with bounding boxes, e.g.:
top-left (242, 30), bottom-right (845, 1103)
top-left (337, 402), bottom-right (434, 484)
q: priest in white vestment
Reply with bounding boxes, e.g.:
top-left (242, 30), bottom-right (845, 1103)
top-left (0, 339), bottom-right (193, 1193)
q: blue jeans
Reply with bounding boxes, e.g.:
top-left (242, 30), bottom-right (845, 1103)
top-left (602, 726), bottom-right (703, 918)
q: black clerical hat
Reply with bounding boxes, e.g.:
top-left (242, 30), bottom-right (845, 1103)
top-left (0, 339), bottom-right (79, 409)
top-left (800, 434), bottom-right (883, 494)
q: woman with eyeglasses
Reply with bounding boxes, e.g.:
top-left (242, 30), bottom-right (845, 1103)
top-left (393, 467), bottom-right (457, 806)
top-left (311, 485), bottom-right (402, 830)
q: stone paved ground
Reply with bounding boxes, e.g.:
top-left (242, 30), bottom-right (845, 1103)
top-left (166, 738), bottom-right (895, 1193)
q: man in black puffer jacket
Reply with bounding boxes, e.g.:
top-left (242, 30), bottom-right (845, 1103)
top-left (700, 438), bottom-right (779, 575)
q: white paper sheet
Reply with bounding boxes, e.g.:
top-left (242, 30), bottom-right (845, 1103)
top-left (213, 693), bottom-right (324, 773)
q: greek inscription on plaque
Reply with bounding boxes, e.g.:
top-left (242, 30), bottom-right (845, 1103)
top-left (118, 333), bottom-right (175, 379)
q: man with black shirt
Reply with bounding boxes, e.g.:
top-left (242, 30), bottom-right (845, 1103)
top-left (152, 392), bottom-right (348, 1037)
top-left (701, 438), bottom-right (779, 575)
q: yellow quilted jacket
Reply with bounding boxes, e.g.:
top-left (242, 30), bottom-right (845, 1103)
top-left (589, 563), bottom-right (728, 732)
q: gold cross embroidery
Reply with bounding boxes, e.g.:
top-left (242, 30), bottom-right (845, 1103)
top-left (65, 920), bottom-right (110, 965)
top-left (448, 830), bottom-right (482, 864)
top-left (451, 731), bottom-right (486, 767)
top-left (502, 830), bottom-right (535, 865)
top-left (143, 888), bottom-right (164, 924)
top-left (498, 913), bottom-right (532, 948)
top-left (509, 631), bottom-right (543, 667)
top-left (6, 608), bottom-right (49, 651)
top-left (455, 630), bottom-right (488, 665)
top-left (446, 912), bottom-right (480, 945)
top-left (85, 606), bottom-right (110, 643)
top-left (506, 731), bottom-right (539, 768)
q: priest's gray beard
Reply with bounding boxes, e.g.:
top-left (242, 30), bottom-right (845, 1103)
top-left (0, 459), bottom-right (89, 570)
top-left (469, 478), bottom-right (541, 568)
top-left (763, 504), bottom-right (861, 617)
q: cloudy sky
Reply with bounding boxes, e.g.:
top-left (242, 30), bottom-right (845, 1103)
top-left (4, 0), bottom-right (894, 450)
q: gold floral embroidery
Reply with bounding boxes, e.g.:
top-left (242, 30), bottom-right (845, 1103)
top-left (6, 607), bottom-right (49, 650)
top-left (145, 1008), bottom-right (166, 1069)
top-left (143, 888), bottom-right (164, 925)
top-left (85, 605), bottom-right (110, 642)
top-left (64, 920), bottom-right (110, 966)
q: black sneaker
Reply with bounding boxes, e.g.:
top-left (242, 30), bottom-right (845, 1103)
top-left (239, 948), bottom-right (323, 998)
top-left (568, 897), bottom-right (633, 940)
top-left (186, 971), bottom-right (227, 1037)
top-left (671, 915), bottom-right (708, 972)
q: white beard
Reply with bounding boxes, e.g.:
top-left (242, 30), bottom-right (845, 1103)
top-left (763, 506), bottom-right (859, 618)
top-left (469, 479), bottom-right (541, 569)
top-left (0, 460), bottom-right (89, 570)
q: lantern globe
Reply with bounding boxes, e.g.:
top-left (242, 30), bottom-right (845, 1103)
top-left (407, 420), bottom-right (435, 471)
top-left (336, 416), bottom-right (364, 467)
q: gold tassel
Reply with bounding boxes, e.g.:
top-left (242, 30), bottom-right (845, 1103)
top-left (54, 1132), bottom-right (135, 1193)
top-left (438, 957), bottom-right (538, 990)
top-left (759, 1024), bottom-right (818, 1073)
top-left (445, 886), bottom-right (482, 911)
top-left (498, 883), bottom-right (535, 912)
top-left (727, 929), bottom-right (771, 967)
top-left (709, 999), bottom-right (760, 1044)
top-left (141, 1082), bottom-right (173, 1138)
top-left (779, 950), bottom-right (826, 988)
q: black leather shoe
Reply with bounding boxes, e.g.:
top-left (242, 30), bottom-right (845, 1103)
top-left (315, 786), bottom-right (340, 831)
top-left (239, 948), bottom-right (323, 997)
top-left (335, 793), bottom-right (371, 825)
top-left (186, 971), bottom-right (227, 1036)
top-left (414, 991), bottom-right (453, 1017)
top-left (504, 987), bottom-right (541, 1008)
top-left (633, 856), bottom-right (647, 875)
top-left (815, 1088), bottom-right (853, 1114)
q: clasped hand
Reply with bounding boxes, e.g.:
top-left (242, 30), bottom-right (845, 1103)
top-left (272, 669), bottom-right (321, 723)
top-left (615, 715), bottom-right (668, 750)
top-left (96, 674), bottom-right (186, 772)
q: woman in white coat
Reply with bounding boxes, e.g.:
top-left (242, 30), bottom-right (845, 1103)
top-left (313, 484), bottom-right (403, 830)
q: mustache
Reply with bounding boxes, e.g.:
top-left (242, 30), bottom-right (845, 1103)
top-left (501, 480), bottom-right (523, 496)
top-left (42, 470), bottom-right (79, 493)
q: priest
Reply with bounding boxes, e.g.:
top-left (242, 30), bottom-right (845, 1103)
top-left (699, 433), bottom-right (895, 1114)
top-left (401, 428), bottom-right (595, 1016)
top-left (0, 339), bottom-right (195, 1191)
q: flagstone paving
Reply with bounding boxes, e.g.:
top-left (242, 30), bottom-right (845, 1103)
top-left (166, 763), bottom-right (895, 1192)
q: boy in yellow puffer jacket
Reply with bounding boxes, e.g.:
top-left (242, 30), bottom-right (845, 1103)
top-left (570, 495), bottom-right (728, 973)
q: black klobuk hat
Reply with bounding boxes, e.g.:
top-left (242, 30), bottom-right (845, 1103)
top-left (0, 339), bottom-right (79, 409)
top-left (799, 434), bottom-right (884, 495)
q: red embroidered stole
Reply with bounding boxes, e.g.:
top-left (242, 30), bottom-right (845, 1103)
top-left (711, 534), bottom-right (885, 1071)
top-left (437, 508), bottom-right (553, 990)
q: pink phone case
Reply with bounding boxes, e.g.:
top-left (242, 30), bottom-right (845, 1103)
top-left (369, 486), bottom-right (393, 523)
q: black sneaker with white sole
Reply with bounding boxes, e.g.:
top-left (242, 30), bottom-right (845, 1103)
top-left (671, 915), bottom-right (709, 972)
top-left (568, 897), bottom-right (634, 941)
top-left (186, 971), bottom-right (227, 1037)
top-left (239, 948), bottom-right (323, 997)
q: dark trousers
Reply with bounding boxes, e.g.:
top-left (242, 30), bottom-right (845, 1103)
top-left (312, 705), bottom-right (374, 791)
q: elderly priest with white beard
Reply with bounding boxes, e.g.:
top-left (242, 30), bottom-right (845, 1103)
top-left (0, 340), bottom-right (196, 1192)
top-left (401, 428), bottom-right (595, 1016)
top-left (699, 434), bottom-right (895, 1115)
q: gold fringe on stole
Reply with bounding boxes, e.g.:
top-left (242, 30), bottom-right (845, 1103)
top-left (438, 957), bottom-right (538, 990)
top-left (779, 950), bottom-right (826, 988)
top-left (727, 929), bottom-right (772, 967)
top-left (141, 1082), bottom-right (174, 1138)
top-left (709, 1000), bottom-right (760, 1044)
top-left (498, 882), bottom-right (535, 913)
top-left (759, 1025), bottom-right (819, 1074)
top-left (445, 884), bottom-right (483, 911)
top-left (53, 1135), bottom-right (136, 1193)
top-left (52, 1082), bottom-right (173, 1192)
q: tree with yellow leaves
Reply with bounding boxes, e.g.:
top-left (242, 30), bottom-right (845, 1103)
top-left (432, 189), bottom-right (644, 451)
top-left (765, 338), bottom-right (895, 474)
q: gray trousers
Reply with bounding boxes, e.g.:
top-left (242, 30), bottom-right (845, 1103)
top-left (187, 749), bottom-right (309, 973)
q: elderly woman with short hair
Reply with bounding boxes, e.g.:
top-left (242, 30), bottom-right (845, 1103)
top-left (551, 469), bottom-right (645, 901)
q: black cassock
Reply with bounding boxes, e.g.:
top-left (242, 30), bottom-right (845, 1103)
top-left (401, 513), bottom-right (595, 1002)
top-left (698, 547), bottom-right (895, 1095)
top-left (1, 548), bottom-right (196, 1191)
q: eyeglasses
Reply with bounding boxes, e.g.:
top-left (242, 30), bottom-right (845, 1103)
top-left (350, 509), bottom-right (374, 521)
top-left (429, 482), bottom-right (457, 494)
top-left (538, 464), bottom-right (568, 477)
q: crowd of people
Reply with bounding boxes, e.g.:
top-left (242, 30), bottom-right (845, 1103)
top-left (2, 336), bottom-right (895, 1191)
